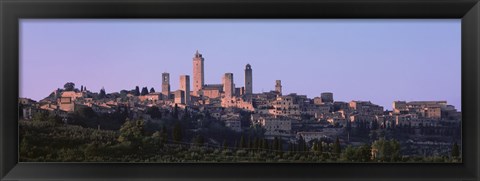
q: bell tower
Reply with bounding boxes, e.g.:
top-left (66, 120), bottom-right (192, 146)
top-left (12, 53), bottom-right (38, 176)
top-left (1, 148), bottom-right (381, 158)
top-left (192, 50), bottom-right (204, 96)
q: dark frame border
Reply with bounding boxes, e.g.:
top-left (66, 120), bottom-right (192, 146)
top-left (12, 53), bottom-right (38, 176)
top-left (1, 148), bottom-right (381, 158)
top-left (1, 0), bottom-right (479, 180)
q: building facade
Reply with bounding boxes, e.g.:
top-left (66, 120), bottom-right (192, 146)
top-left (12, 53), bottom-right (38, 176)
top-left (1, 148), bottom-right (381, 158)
top-left (245, 64), bottom-right (253, 95)
top-left (192, 50), bottom-right (205, 96)
top-left (275, 80), bottom-right (282, 95)
top-left (180, 75), bottom-right (190, 105)
top-left (223, 73), bottom-right (234, 98)
top-left (162, 72), bottom-right (170, 99)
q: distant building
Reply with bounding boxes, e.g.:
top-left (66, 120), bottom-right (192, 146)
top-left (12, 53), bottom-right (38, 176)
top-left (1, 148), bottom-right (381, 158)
top-left (392, 101), bottom-right (455, 120)
top-left (162, 72), bottom-right (170, 99)
top-left (180, 75), bottom-right (190, 105)
top-left (271, 95), bottom-right (300, 117)
top-left (321, 92), bottom-right (334, 103)
top-left (259, 117), bottom-right (292, 136)
top-left (60, 91), bottom-right (84, 101)
top-left (202, 84), bottom-right (223, 99)
top-left (140, 93), bottom-right (161, 102)
top-left (223, 73), bottom-right (234, 98)
top-left (275, 80), bottom-right (282, 95)
top-left (221, 97), bottom-right (254, 111)
top-left (327, 117), bottom-right (347, 127)
top-left (244, 64), bottom-right (253, 94)
top-left (174, 90), bottom-right (185, 104)
top-left (192, 50), bottom-right (205, 96)
top-left (349, 101), bottom-right (384, 115)
top-left (235, 87), bottom-right (245, 97)
top-left (19, 98), bottom-right (36, 105)
top-left (58, 97), bottom-right (75, 112)
top-left (313, 97), bottom-right (322, 105)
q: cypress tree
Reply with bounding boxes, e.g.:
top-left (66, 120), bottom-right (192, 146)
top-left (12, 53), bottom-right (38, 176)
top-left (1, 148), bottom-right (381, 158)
top-left (273, 137), bottom-right (279, 151)
top-left (134, 86), bottom-right (140, 96)
top-left (278, 138), bottom-right (283, 151)
top-left (253, 137), bottom-right (259, 150)
top-left (262, 139), bottom-right (269, 150)
top-left (172, 122), bottom-right (183, 142)
top-left (99, 87), bottom-right (106, 99)
top-left (318, 141), bottom-right (323, 154)
top-left (451, 142), bottom-right (460, 158)
top-left (141, 87), bottom-right (149, 96)
top-left (333, 137), bottom-right (341, 155)
top-left (240, 135), bottom-right (246, 149)
top-left (172, 104), bottom-right (179, 119)
top-left (223, 139), bottom-right (228, 150)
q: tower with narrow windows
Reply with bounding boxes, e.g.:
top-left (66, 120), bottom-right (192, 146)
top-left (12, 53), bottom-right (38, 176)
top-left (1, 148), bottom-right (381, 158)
top-left (162, 72), bottom-right (170, 99)
top-left (224, 73), bottom-right (234, 98)
top-left (192, 50), bottom-right (205, 96)
top-left (275, 80), bottom-right (282, 95)
top-left (245, 64), bottom-right (253, 95)
top-left (180, 75), bottom-right (190, 105)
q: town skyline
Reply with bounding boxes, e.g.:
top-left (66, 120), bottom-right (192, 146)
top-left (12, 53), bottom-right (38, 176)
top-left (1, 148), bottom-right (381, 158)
top-left (20, 19), bottom-right (461, 110)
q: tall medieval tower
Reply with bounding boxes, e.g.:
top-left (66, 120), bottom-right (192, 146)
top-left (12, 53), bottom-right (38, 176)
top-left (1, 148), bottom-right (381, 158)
top-left (192, 50), bottom-right (204, 96)
top-left (275, 80), bottom-right (282, 95)
top-left (244, 64), bottom-right (253, 95)
top-left (162, 72), bottom-right (170, 99)
top-left (180, 75), bottom-right (190, 105)
top-left (224, 73), bottom-right (234, 98)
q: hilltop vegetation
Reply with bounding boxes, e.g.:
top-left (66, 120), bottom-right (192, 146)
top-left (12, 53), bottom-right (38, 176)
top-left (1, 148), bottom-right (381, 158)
top-left (19, 114), bottom-right (461, 163)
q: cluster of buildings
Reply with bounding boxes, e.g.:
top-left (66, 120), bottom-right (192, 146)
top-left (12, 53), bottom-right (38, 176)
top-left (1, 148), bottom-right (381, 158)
top-left (20, 51), bottom-right (462, 148)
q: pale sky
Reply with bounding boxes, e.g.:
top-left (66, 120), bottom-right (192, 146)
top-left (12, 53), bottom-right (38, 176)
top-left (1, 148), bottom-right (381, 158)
top-left (20, 19), bottom-right (461, 110)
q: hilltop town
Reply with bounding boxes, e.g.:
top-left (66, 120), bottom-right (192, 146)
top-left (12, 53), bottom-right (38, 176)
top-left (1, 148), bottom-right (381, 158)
top-left (19, 51), bottom-right (462, 161)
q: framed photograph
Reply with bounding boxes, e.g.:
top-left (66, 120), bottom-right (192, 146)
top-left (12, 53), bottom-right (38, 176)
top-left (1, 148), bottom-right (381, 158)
top-left (1, 0), bottom-right (479, 180)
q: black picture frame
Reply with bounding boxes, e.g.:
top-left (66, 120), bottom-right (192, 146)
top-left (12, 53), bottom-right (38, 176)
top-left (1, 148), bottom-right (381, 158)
top-left (1, 0), bottom-right (479, 180)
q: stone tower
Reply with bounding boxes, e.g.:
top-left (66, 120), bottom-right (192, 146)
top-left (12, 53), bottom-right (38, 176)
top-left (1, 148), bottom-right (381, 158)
top-left (180, 75), bottom-right (190, 105)
top-left (321, 92), bottom-right (334, 103)
top-left (275, 80), bottom-right (282, 95)
top-left (162, 72), bottom-right (170, 99)
top-left (244, 64), bottom-right (253, 95)
top-left (192, 50), bottom-right (204, 96)
top-left (223, 73), bottom-right (234, 98)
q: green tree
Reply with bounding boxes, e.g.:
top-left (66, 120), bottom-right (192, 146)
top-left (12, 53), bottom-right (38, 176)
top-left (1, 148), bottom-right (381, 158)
top-left (195, 135), bottom-right (205, 147)
top-left (134, 86), bottom-right (140, 96)
top-left (239, 135), bottom-right (246, 149)
top-left (318, 141), bottom-right (323, 154)
top-left (172, 122), bottom-right (183, 142)
top-left (253, 137), bottom-right (260, 149)
top-left (223, 139), bottom-right (228, 150)
top-left (343, 146), bottom-right (356, 161)
top-left (333, 137), bottom-right (341, 156)
top-left (356, 144), bottom-right (372, 162)
top-left (151, 131), bottom-right (163, 146)
top-left (146, 106), bottom-right (162, 119)
top-left (273, 137), bottom-right (279, 151)
top-left (98, 87), bottom-right (106, 99)
top-left (64, 82), bottom-right (75, 91)
top-left (372, 138), bottom-right (400, 162)
top-left (297, 136), bottom-right (306, 152)
top-left (451, 142), bottom-right (460, 158)
top-left (172, 104), bottom-right (179, 120)
top-left (70, 106), bottom-right (98, 128)
top-left (149, 87), bottom-right (155, 93)
top-left (262, 139), bottom-right (269, 150)
top-left (160, 125), bottom-right (168, 144)
top-left (141, 87), bottom-right (149, 96)
top-left (117, 119), bottom-right (145, 145)
top-left (277, 138), bottom-right (283, 151)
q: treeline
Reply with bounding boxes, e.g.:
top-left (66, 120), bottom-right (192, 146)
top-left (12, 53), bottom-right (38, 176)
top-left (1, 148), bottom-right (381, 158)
top-left (19, 115), bottom-right (461, 163)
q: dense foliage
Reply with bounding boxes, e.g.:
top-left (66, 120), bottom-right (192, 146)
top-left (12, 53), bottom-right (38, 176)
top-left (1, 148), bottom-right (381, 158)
top-left (19, 113), bottom-right (462, 163)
